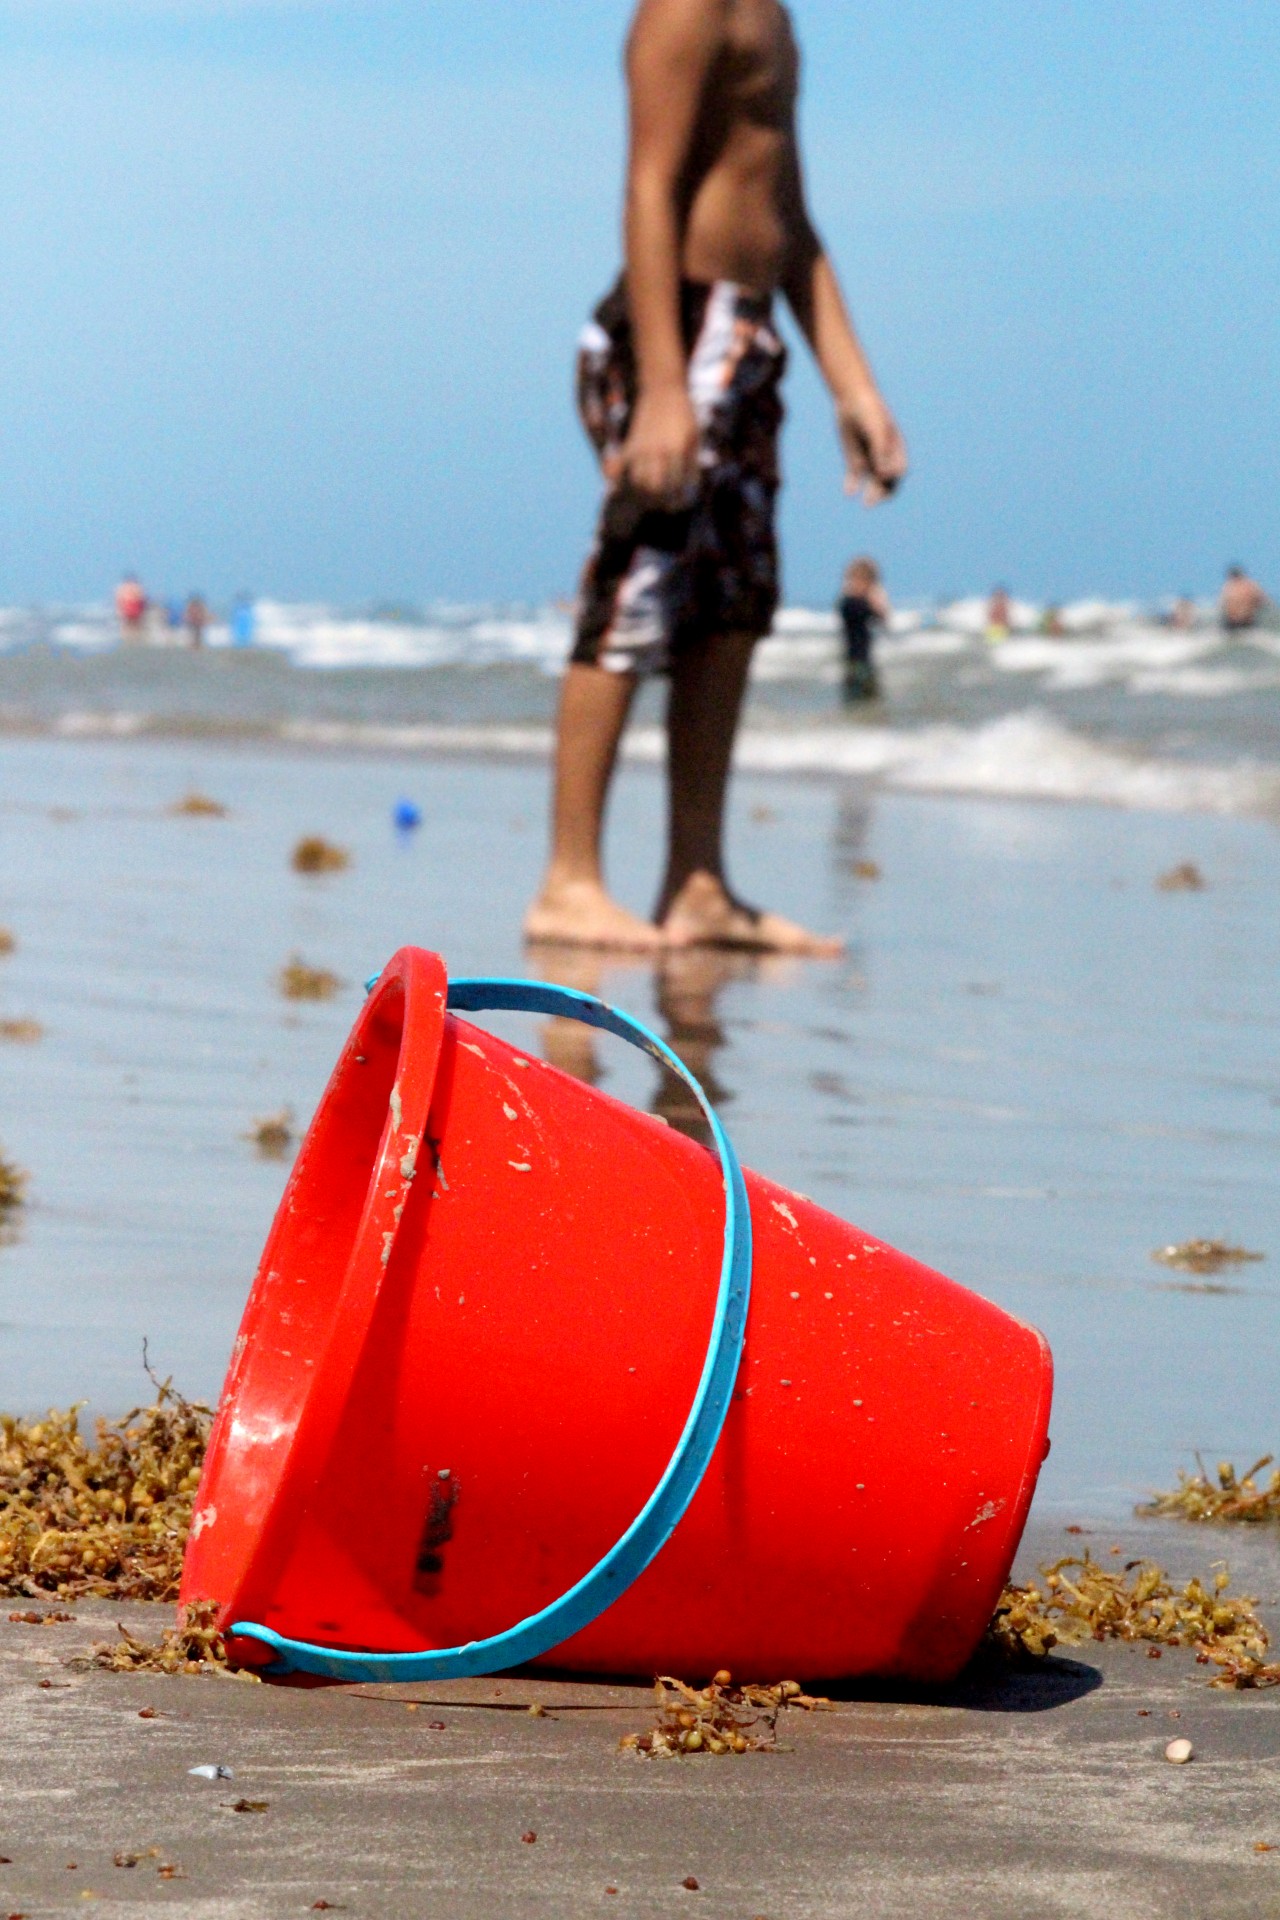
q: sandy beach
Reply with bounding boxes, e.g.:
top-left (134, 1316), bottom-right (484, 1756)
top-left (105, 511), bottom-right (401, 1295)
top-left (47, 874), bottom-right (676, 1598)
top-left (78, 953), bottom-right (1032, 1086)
top-left (0, 1512), bottom-right (1275, 1919)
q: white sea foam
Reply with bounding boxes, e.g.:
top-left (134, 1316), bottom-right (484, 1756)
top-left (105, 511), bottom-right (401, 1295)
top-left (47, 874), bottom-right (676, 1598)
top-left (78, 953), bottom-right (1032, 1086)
top-left (252, 601), bottom-right (572, 673)
top-left (54, 709), bottom-right (148, 738)
top-left (274, 710), bottom-right (1280, 819)
top-left (5, 594), bottom-right (1279, 695)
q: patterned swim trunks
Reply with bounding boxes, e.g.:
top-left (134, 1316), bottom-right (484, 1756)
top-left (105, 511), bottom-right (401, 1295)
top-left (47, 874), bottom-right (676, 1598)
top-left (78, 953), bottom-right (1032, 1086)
top-left (571, 276), bottom-right (787, 677)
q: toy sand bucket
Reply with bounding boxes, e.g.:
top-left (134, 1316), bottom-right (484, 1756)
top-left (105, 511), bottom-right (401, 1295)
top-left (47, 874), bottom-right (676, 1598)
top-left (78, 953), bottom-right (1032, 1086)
top-left (182, 946), bottom-right (1052, 1684)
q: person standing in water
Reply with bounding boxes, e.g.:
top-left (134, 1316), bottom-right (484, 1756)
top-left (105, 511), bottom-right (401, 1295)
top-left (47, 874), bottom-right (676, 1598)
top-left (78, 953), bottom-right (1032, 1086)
top-left (525, 0), bottom-right (907, 953)
top-left (115, 573), bottom-right (147, 642)
top-left (838, 556), bottom-right (889, 702)
top-left (183, 593), bottom-right (210, 649)
top-left (985, 585), bottom-right (1012, 644)
top-left (1219, 565), bottom-right (1268, 633)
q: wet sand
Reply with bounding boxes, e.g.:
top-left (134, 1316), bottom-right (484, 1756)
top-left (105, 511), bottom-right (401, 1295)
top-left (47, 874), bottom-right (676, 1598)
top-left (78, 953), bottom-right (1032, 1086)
top-left (2, 735), bottom-right (1278, 1519)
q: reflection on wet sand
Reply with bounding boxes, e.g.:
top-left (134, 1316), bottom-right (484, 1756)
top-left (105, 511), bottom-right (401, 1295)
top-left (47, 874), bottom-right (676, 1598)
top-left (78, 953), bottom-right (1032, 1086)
top-left (523, 941), bottom-right (799, 1147)
top-left (832, 788), bottom-right (879, 891)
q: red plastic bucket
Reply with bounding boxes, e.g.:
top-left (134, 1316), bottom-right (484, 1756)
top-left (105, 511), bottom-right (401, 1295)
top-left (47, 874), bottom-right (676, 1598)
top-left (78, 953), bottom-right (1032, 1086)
top-left (183, 946), bottom-right (1052, 1683)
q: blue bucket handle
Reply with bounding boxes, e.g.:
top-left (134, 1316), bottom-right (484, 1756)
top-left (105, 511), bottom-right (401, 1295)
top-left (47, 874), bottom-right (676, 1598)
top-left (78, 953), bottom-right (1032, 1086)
top-left (230, 974), bottom-right (753, 1681)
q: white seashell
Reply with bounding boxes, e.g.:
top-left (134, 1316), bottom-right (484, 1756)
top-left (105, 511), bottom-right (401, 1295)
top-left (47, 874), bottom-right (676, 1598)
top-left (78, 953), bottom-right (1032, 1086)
top-left (1164, 1738), bottom-right (1194, 1764)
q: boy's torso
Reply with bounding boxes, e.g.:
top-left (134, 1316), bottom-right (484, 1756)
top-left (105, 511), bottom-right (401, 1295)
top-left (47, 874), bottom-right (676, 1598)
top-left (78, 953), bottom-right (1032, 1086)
top-left (666, 0), bottom-right (801, 294)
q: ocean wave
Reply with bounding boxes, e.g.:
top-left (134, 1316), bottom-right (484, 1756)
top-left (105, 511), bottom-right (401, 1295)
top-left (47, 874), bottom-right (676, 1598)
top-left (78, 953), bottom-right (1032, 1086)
top-left (6, 595), bottom-right (1278, 698)
top-left (734, 713), bottom-right (1280, 814)
top-left (14, 703), bottom-right (1280, 815)
top-left (277, 711), bottom-right (1280, 819)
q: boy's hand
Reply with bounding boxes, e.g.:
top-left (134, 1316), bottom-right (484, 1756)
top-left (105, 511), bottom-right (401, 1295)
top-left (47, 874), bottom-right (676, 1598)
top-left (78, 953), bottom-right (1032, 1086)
top-left (837, 392), bottom-right (908, 505)
top-left (617, 386), bottom-right (701, 505)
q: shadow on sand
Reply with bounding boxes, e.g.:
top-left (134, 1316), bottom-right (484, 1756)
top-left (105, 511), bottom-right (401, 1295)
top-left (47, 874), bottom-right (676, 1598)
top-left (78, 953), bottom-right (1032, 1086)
top-left (814, 1651), bottom-right (1103, 1715)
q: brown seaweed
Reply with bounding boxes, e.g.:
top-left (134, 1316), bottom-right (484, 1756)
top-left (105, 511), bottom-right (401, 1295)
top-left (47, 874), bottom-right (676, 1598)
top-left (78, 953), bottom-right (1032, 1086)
top-left (989, 1554), bottom-right (1280, 1688)
top-left (291, 836), bottom-right (350, 874)
top-left (247, 1108), bottom-right (294, 1158)
top-left (0, 1151), bottom-right (26, 1215)
top-left (169, 794), bottom-right (228, 819)
top-left (279, 957), bottom-right (342, 1001)
top-left (0, 1379), bottom-right (210, 1602)
top-left (84, 1600), bottom-right (255, 1681)
top-left (621, 1672), bottom-right (831, 1757)
top-left (1152, 1239), bottom-right (1264, 1275)
top-left (1157, 862), bottom-right (1207, 892)
top-left (0, 1021), bottom-right (42, 1045)
top-left (1139, 1456), bottom-right (1280, 1526)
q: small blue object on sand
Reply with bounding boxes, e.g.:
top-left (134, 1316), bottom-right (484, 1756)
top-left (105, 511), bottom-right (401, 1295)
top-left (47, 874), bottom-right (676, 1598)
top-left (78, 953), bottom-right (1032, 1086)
top-left (393, 799), bottom-right (423, 832)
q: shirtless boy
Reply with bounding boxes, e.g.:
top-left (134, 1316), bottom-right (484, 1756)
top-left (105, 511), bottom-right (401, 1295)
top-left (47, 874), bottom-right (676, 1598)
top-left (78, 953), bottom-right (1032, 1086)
top-left (525, 0), bottom-right (907, 953)
top-left (1219, 565), bottom-right (1268, 633)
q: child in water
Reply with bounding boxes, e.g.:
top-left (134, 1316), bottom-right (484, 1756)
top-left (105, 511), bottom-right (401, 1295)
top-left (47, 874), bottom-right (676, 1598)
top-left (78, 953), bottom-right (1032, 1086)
top-left (838, 557), bottom-right (889, 702)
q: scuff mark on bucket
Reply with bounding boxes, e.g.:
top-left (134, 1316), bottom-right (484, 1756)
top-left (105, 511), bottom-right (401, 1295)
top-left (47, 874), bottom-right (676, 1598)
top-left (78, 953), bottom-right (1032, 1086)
top-left (425, 1135), bottom-right (449, 1195)
top-left (965, 1499), bottom-right (1006, 1531)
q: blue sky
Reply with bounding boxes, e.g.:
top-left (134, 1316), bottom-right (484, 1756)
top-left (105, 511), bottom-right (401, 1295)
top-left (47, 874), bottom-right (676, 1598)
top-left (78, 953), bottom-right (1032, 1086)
top-left (0, 0), bottom-right (1276, 607)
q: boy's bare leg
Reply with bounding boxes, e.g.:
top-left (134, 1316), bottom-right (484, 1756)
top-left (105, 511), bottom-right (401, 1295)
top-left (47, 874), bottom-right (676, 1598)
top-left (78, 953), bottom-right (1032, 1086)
top-left (524, 662), bottom-right (666, 950)
top-left (657, 633), bottom-right (843, 954)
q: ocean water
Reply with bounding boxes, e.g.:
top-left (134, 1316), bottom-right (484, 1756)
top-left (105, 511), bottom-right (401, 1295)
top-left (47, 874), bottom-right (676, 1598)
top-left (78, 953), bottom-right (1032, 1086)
top-left (3, 597), bottom-right (1280, 818)
top-left (0, 613), bottom-right (1278, 1524)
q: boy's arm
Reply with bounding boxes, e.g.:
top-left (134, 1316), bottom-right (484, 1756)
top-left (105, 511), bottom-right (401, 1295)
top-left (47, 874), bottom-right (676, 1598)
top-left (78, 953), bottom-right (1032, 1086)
top-left (779, 141), bottom-right (908, 505)
top-left (621, 0), bottom-right (726, 502)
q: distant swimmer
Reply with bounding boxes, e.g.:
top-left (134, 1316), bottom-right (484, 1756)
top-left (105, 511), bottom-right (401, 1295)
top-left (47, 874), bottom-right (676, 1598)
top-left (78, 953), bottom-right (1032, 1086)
top-left (1038, 606), bottom-right (1065, 637)
top-left (525, 0), bottom-right (907, 954)
top-left (184, 593), bottom-right (210, 649)
top-left (838, 557), bottom-right (889, 702)
top-left (985, 586), bottom-right (1012, 644)
top-left (1167, 596), bottom-right (1196, 631)
top-left (1219, 565), bottom-right (1268, 633)
top-left (115, 573), bottom-right (147, 642)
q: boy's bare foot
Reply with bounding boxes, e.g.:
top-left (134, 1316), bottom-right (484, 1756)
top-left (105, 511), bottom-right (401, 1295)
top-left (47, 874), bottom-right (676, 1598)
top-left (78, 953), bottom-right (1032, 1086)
top-left (523, 878), bottom-right (666, 951)
top-left (661, 872), bottom-right (843, 955)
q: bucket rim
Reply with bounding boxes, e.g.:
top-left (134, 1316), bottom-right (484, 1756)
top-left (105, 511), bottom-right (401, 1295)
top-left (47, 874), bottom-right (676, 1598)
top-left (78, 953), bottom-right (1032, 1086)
top-left (186, 945), bottom-right (449, 1627)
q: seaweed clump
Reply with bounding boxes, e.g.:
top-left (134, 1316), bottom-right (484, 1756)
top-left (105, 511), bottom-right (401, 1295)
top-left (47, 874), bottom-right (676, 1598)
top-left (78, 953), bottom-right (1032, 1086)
top-left (0, 929), bottom-right (14, 957)
top-left (0, 1381), bottom-right (211, 1602)
top-left (1152, 1239), bottom-right (1264, 1276)
top-left (81, 1599), bottom-right (254, 1682)
top-left (0, 1148), bottom-right (26, 1216)
top-left (279, 956), bottom-right (342, 1001)
top-left (1157, 862), bottom-right (1207, 892)
top-left (621, 1672), bottom-right (831, 1757)
top-left (247, 1108), bottom-right (294, 1158)
top-left (1139, 1456), bottom-right (1280, 1527)
top-left (0, 1019), bottom-right (42, 1044)
top-left (169, 793), bottom-right (228, 818)
top-left (989, 1555), bottom-right (1280, 1689)
top-left (291, 836), bottom-right (350, 874)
